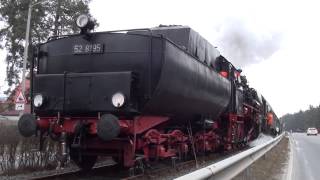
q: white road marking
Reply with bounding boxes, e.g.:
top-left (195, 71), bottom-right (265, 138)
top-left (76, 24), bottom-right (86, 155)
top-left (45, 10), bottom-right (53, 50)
top-left (286, 134), bottom-right (294, 180)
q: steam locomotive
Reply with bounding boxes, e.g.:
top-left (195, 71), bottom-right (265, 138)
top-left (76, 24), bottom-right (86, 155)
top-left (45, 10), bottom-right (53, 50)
top-left (18, 15), bottom-right (281, 170)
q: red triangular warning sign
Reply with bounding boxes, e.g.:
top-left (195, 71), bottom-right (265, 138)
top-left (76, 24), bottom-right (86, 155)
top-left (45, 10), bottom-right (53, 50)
top-left (15, 91), bottom-right (26, 103)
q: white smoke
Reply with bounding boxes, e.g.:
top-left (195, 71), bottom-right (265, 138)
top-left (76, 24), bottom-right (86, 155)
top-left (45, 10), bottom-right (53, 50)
top-left (214, 18), bottom-right (282, 68)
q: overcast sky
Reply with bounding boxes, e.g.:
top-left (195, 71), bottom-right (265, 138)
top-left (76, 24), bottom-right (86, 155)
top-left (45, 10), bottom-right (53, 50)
top-left (1, 0), bottom-right (320, 116)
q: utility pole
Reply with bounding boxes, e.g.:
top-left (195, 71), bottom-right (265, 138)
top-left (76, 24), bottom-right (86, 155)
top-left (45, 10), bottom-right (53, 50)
top-left (22, 0), bottom-right (48, 97)
top-left (21, 2), bottom-right (32, 97)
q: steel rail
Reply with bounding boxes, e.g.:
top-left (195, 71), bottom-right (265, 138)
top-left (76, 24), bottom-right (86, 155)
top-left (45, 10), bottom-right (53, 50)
top-left (175, 133), bottom-right (284, 180)
top-left (30, 162), bottom-right (116, 180)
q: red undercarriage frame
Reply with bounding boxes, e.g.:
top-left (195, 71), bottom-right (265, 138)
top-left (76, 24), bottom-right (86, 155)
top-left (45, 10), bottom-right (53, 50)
top-left (37, 107), bottom-right (258, 167)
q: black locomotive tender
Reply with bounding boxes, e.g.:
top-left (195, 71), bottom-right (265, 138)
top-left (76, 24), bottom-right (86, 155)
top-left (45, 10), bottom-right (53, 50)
top-left (18, 15), bottom-right (281, 170)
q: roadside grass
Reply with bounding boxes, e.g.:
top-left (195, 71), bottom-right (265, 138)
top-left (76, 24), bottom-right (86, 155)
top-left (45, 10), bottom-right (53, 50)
top-left (0, 119), bottom-right (113, 177)
top-left (0, 120), bottom-right (59, 175)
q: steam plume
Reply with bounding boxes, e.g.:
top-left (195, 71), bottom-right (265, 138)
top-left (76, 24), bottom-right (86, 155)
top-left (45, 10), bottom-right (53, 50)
top-left (214, 18), bottom-right (282, 68)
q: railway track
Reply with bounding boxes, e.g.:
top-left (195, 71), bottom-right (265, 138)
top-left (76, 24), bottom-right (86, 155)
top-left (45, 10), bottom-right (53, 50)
top-left (30, 169), bottom-right (80, 180)
top-left (30, 148), bottom-right (245, 180)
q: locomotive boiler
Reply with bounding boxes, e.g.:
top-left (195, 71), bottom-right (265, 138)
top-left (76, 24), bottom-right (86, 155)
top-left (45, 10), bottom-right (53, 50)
top-left (18, 15), bottom-right (280, 170)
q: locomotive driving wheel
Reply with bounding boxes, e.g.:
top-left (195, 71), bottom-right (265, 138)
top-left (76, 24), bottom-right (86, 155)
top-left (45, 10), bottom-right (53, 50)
top-left (69, 148), bottom-right (97, 171)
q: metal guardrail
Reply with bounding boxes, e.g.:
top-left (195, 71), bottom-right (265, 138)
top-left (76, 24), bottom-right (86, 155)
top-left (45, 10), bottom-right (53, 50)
top-left (175, 133), bottom-right (284, 180)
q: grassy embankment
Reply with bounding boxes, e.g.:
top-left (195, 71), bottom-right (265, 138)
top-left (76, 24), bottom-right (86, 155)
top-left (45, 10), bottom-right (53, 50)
top-left (0, 119), bottom-right (58, 175)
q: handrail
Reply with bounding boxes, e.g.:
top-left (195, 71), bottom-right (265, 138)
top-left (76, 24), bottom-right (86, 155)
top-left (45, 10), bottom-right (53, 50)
top-left (175, 133), bottom-right (284, 180)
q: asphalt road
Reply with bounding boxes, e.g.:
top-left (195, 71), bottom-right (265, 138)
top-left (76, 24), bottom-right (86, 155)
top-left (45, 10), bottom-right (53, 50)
top-left (290, 133), bottom-right (320, 180)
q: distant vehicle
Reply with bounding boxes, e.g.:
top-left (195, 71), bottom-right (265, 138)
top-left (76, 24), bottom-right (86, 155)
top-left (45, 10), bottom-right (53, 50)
top-left (307, 128), bottom-right (318, 136)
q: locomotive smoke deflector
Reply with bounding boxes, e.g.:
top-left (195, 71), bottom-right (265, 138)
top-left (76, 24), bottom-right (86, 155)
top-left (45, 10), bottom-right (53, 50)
top-left (76, 14), bottom-right (95, 34)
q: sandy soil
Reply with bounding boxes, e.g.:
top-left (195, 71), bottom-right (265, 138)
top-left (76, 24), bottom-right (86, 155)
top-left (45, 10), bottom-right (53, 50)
top-left (233, 136), bottom-right (289, 180)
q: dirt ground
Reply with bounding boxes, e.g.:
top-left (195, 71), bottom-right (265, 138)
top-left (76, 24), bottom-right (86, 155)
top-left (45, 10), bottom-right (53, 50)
top-left (233, 136), bottom-right (289, 180)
